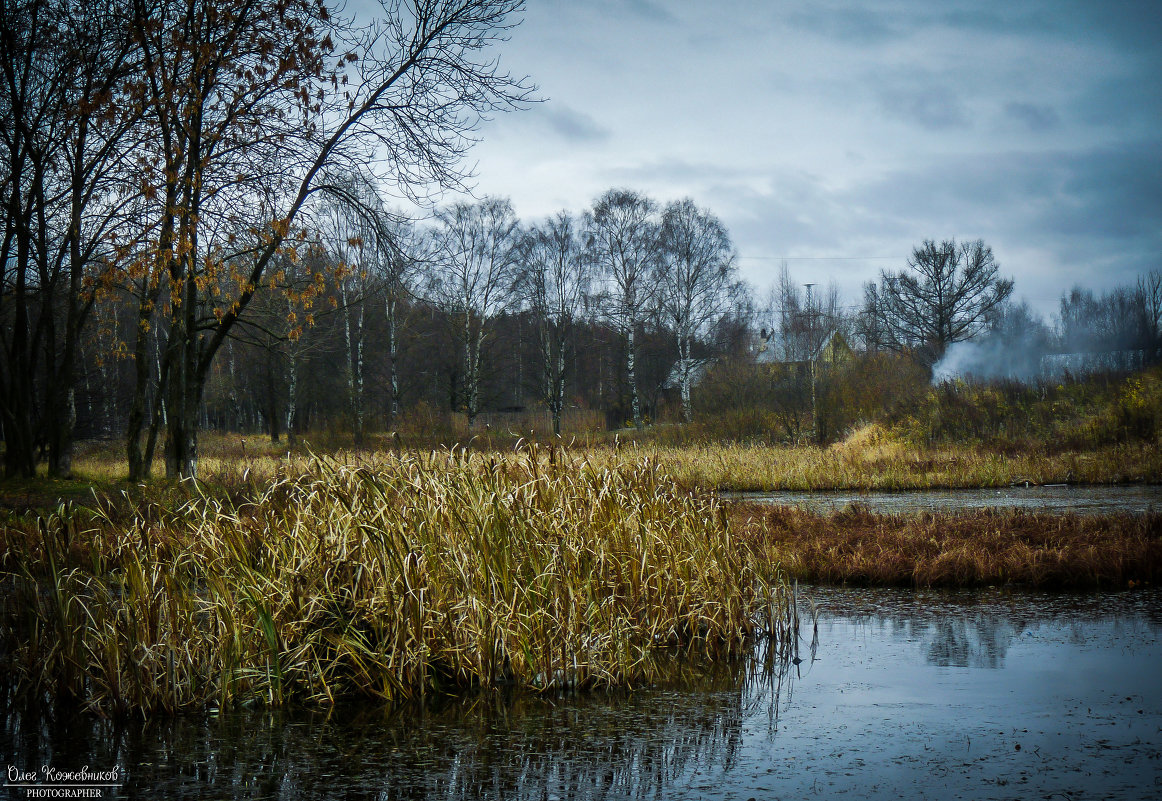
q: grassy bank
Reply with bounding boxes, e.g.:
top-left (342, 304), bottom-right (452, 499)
top-left (591, 432), bottom-right (1162, 493)
top-left (4, 424), bottom-right (1158, 515)
top-left (1, 451), bottom-right (795, 717)
top-left (730, 502), bottom-right (1162, 589)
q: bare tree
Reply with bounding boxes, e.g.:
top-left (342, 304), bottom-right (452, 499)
top-left (518, 210), bottom-right (591, 435)
top-left (122, 0), bottom-right (531, 478)
top-left (0, 0), bottom-right (140, 477)
top-left (315, 172), bottom-right (385, 446)
top-left (855, 281), bottom-right (886, 352)
top-left (656, 198), bottom-right (736, 422)
top-left (587, 189), bottom-right (659, 428)
top-left (372, 212), bottom-right (421, 427)
top-left (875, 239), bottom-right (1013, 365)
top-left (429, 196), bottom-right (520, 428)
top-left (1137, 270), bottom-right (1162, 362)
top-left (763, 264), bottom-right (843, 362)
top-left (1057, 281), bottom-right (1155, 370)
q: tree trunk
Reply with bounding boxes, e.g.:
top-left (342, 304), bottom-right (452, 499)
top-left (127, 291), bottom-right (155, 481)
top-left (164, 399), bottom-right (199, 480)
top-left (164, 320), bottom-right (201, 481)
top-left (342, 283), bottom-right (365, 446)
top-left (164, 231), bottom-right (201, 480)
top-left (1, 398), bottom-right (36, 479)
top-left (285, 347), bottom-right (298, 446)
top-left (542, 320), bottom-right (561, 436)
top-left (464, 310), bottom-right (479, 429)
top-left (626, 322), bottom-right (641, 428)
top-left (2, 178), bottom-right (36, 479)
top-left (46, 390), bottom-right (76, 478)
top-left (678, 336), bottom-right (693, 424)
top-left (46, 126), bottom-right (96, 479)
top-left (142, 381), bottom-right (164, 479)
top-left (385, 295), bottom-right (399, 425)
top-left (553, 338), bottom-right (565, 436)
top-left (354, 303), bottom-right (364, 446)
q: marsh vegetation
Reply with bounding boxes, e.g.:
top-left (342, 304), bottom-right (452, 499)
top-left (1, 449), bottom-right (797, 716)
top-left (730, 503), bottom-right (1161, 589)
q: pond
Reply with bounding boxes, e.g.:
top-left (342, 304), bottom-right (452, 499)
top-left (4, 587), bottom-right (1160, 800)
top-left (722, 483), bottom-right (1162, 516)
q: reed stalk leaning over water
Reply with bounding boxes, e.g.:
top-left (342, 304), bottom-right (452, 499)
top-left (0, 447), bottom-right (795, 716)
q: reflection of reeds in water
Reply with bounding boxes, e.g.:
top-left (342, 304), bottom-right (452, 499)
top-left (1, 447), bottom-right (796, 716)
top-left (1, 646), bottom-right (799, 801)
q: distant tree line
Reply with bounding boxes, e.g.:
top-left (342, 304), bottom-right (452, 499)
top-left (3, 176), bottom-right (749, 470)
top-left (3, 2), bottom-right (1160, 478)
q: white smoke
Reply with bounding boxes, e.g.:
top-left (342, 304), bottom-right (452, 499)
top-left (933, 338), bottom-right (1146, 383)
top-left (931, 339), bottom-right (1044, 383)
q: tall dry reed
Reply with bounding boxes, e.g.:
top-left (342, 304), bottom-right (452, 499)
top-left (1, 448), bottom-right (795, 716)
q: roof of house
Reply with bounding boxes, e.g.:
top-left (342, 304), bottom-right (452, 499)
top-left (755, 328), bottom-right (850, 365)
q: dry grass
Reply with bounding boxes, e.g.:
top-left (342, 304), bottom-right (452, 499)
top-left (730, 502), bottom-right (1162, 589)
top-left (7, 421), bottom-right (1157, 509)
top-left (0, 448), bottom-right (796, 717)
top-left (591, 425), bottom-right (1162, 491)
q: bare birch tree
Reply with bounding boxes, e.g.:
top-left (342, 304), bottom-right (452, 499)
top-left (312, 168), bottom-right (420, 430)
top-left (429, 196), bottom-right (520, 428)
top-left (518, 210), bottom-right (591, 435)
top-left (315, 172), bottom-right (383, 446)
top-left (587, 189), bottom-right (658, 428)
top-left (372, 212), bottom-right (420, 427)
top-left (656, 198), bottom-right (736, 423)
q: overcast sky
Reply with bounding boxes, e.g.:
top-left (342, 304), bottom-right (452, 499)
top-left (410, 0), bottom-right (1162, 318)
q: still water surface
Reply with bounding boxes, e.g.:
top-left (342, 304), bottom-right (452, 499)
top-left (4, 587), bottom-right (1160, 800)
top-left (723, 484), bottom-right (1162, 515)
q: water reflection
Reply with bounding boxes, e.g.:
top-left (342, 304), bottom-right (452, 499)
top-left (3, 652), bottom-right (793, 801)
top-left (3, 588), bottom-right (1160, 801)
top-left (922, 615), bottom-right (1017, 668)
top-left (805, 585), bottom-right (1162, 670)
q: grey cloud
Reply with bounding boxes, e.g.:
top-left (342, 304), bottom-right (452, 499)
top-left (590, 158), bottom-right (867, 249)
top-left (499, 103), bottom-right (611, 145)
top-left (1071, 76), bottom-right (1162, 130)
top-left (1044, 0), bottom-right (1162, 53)
top-left (1003, 102), bottom-right (1060, 132)
top-left (624, 0), bottom-right (677, 24)
top-left (570, 0), bottom-right (675, 25)
top-left (783, 5), bottom-right (903, 44)
top-left (778, 0), bottom-right (1162, 61)
top-left (603, 157), bottom-right (748, 188)
top-left (856, 143), bottom-right (1162, 281)
top-left (586, 145), bottom-right (1159, 304)
top-left (1052, 144), bottom-right (1162, 241)
top-left (781, 1), bottom-right (1052, 44)
top-left (879, 85), bottom-right (968, 130)
top-left (539, 105), bottom-right (611, 143)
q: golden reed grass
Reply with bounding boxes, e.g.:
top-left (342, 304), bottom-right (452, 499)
top-left (9, 422), bottom-right (1155, 512)
top-left (0, 448), bottom-right (795, 716)
top-left (624, 438), bottom-right (1162, 492)
top-left (730, 502), bottom-right (1162, 589)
